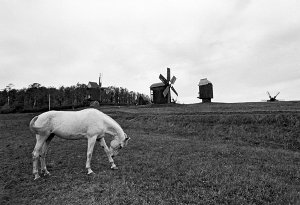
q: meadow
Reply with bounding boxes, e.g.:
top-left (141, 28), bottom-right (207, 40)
top-left (1, 101), bottom-right (300, 204)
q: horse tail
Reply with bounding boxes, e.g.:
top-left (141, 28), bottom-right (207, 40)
top-left (29, 116), bottom-right (39, 134)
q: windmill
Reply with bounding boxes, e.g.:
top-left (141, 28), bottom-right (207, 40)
top-left (198, 78), bottom-right (213, 103)
top-left (267, 91), bottom-right (280, 102)
top-left (150, 68), bottom-right (178, 104)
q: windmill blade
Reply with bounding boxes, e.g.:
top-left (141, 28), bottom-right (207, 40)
top-left (170, 86), bottom-right (178, 96)
top-left (267, 91), bottom-right (271, 98)
top-left (275, 92), bottom-right (280, 98)
top-left (170, 76), bottom-right (176, 84)
top-left (159, 74), bottom-right (169, 85)
top-left (167, 68), bottom-right (170, 81)
top-left (163, 86), bottom-right (170, 97)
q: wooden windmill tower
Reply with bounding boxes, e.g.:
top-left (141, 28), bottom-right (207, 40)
top-left (198, 78), bottom-right (213, 103)
top-left (150, 68), bottom-right (178, 104)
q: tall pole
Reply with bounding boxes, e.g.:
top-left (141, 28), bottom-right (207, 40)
top-left (99, 73), bottom-right (102, 103)
top-left (48, 93), bottom-right (51, 111)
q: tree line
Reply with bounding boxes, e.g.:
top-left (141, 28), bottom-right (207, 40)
top-left (0, 83), bottom-right (150, 113)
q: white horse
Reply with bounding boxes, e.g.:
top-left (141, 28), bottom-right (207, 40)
top-left (29, 108), bottom-right (130, 180)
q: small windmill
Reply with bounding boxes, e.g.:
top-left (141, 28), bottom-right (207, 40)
top-left (150, 68), bottom-right (178, 104)
top-left (267, 91), bottom-right (280, 102)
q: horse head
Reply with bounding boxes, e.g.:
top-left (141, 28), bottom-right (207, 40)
top-left (110, 132), bottom-right (130, 156)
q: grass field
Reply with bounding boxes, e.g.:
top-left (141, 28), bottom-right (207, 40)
top-left (1, 101), bottom-right (300, 204)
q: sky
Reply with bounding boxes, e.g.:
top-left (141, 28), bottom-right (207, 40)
top-left (1, 0), bottom-right (300, 103)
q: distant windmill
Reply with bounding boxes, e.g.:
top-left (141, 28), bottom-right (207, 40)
top-left (150, 68), bottom-right (178, 104)
top-left (198, 78), bottom-right (213, 103)
top-left (267, 91), bottom-right (280, 102)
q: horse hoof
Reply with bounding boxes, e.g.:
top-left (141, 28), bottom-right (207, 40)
top-left (111, 166), bottom-right (118, 170)
top-left (87, 171), bottom-right (95, 175)
top-left (34, 175), bottom-right (41, 180)
top-left (44, 172), bottom-right (51, 177)
top-left (42, 170), bottom-right (51, 176)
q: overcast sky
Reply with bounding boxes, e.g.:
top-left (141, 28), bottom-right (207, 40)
top-left (1, 0), bottom-right (299, 103)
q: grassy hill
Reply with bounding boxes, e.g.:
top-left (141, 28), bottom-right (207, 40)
top-left (1, 101), bottom-right (300, 204)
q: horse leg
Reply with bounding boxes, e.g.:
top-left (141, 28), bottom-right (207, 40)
top-left (32, 134), bottom-right (47, 180)
top-left (99, 137), bottom-right (117, 170)
top-left (86, 135), bottom-right (97, 175)
top-left (40, 133), bottom-right (55, 176)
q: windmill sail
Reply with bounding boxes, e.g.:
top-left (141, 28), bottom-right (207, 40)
top-left (170, 76), bottom-right (176, 84)
top-left (171, 86), bottom-right (178, 96)
top-left (163, 86), bottom-right (170, 97)
top-left (159, 74), bottom-right (168, 85)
